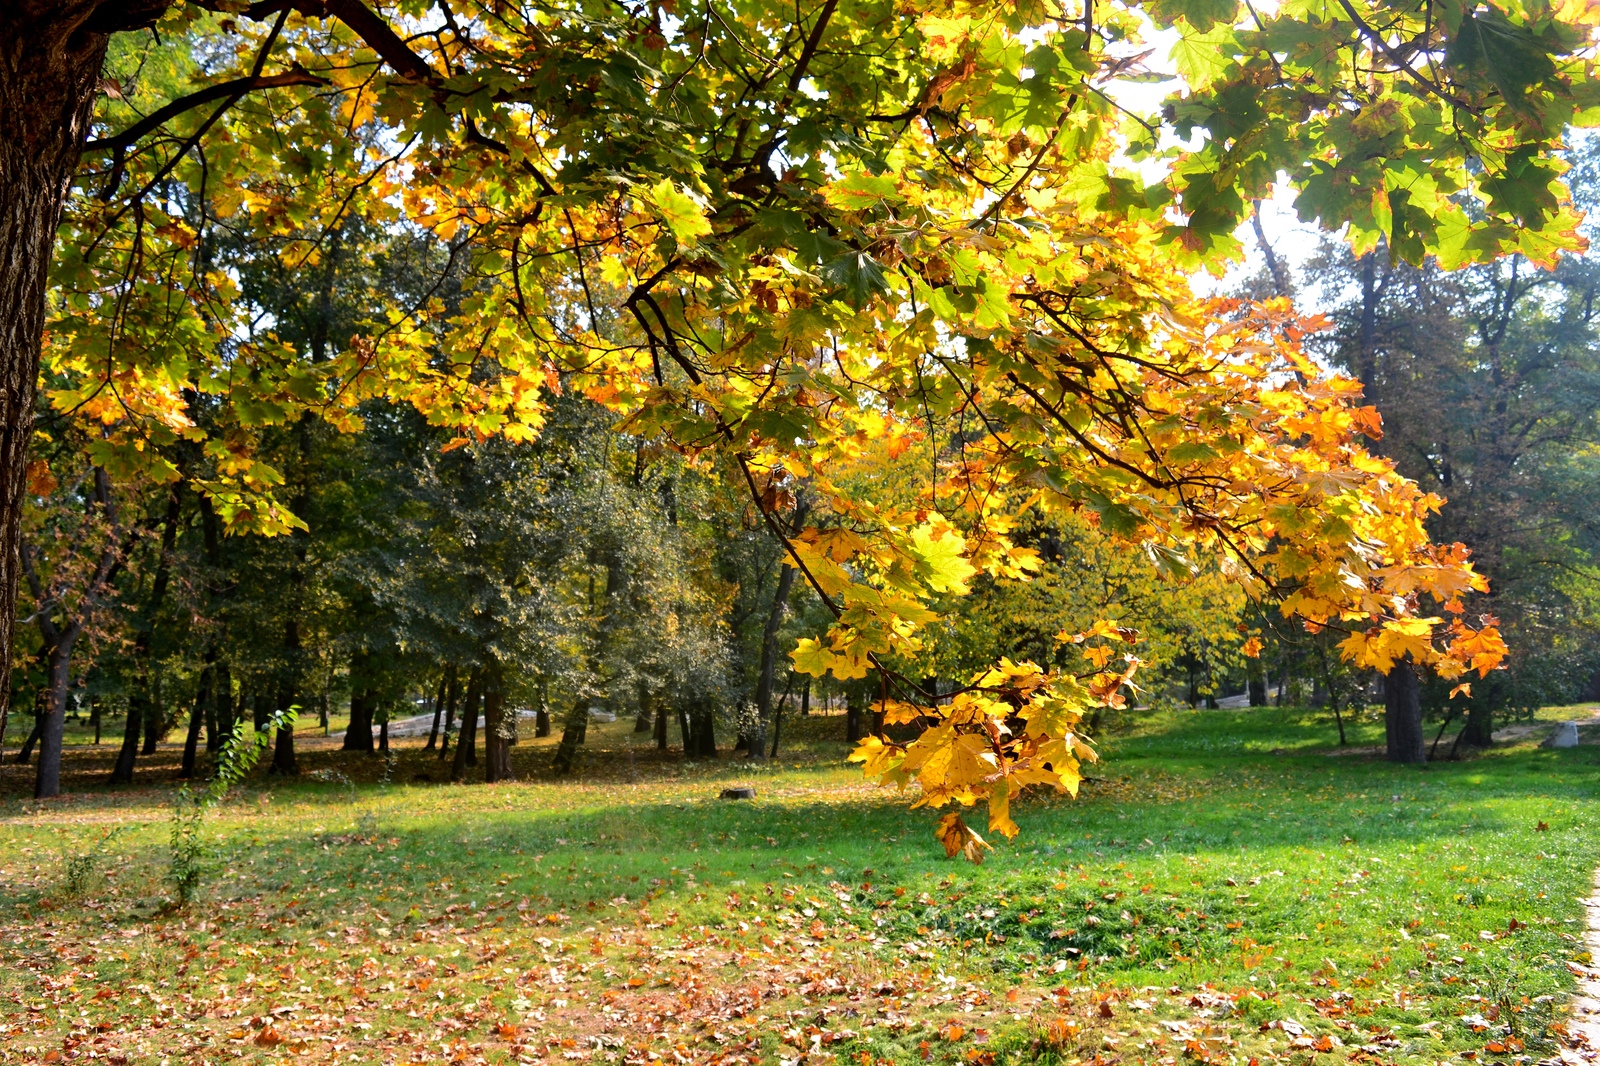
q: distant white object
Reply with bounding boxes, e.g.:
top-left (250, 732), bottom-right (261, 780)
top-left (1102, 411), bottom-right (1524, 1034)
top-left (588, 707), bottom-right (617, 723)
top-left (1543, 721), bottom-right (1580, 748)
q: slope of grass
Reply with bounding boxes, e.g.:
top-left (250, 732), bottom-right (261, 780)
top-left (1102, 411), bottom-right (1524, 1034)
top-left (0, 705), bottom-right (1596, 1066)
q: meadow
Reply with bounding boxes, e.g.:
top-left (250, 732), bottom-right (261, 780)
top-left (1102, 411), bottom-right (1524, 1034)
top-left (1, 704), bottom-right (1596, 1066)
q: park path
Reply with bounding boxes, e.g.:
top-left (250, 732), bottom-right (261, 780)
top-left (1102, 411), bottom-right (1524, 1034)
top-left (1554, 867), bottom-right (1600, 1064)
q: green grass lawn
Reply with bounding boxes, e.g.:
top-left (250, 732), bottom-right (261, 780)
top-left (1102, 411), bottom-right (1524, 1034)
top-left (1, 704), bottom-right (1597, 1066)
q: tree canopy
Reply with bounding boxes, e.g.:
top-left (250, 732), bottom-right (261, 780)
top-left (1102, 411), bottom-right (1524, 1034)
top-left (7, 0), bottom-right (1596, 826)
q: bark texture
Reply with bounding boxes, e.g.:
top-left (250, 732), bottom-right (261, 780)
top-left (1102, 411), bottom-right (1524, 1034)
top-left (747, 561), bottom-right (796, 762)
top-left (1384, 661), bottom-right (1426, 764)
top-left (0, 0), bottom-right (168, 734)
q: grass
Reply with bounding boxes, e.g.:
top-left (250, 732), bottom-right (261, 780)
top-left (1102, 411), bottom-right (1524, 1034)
top-left (0, 704), bottom-right (1597, 1066)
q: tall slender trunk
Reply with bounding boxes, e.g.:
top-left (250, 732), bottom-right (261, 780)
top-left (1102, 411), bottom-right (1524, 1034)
top-left (535, 677), bottom-right (550, 738)
top-left (748, 562), bottom-right (796, 762)
top-left (634, 684), bottom-right (653, 733)
top-left (34, 631), bottom-right (78, 798)
top-left (13, 715), bottom-right (42, 764)
top-left (845, 685), bottom-right (864, 742)
top-left (483, 665), bottom-right (512, 783)
top-left (270, 672), bottom-right (299, 775)
top-left (450, 668), bottom-right (481, 783)
top-left (0, 4), bottom-right (144, 730)
top-left (1384, 660), bottom-right (1425, 764)
top-left (769, 671), bottom-right (795, 758)
top-left (553, 698), bottom-right (589, 774)
top-left (140, 675), bottom-right (161, 755)
top-left (180, 653), bottom-right (212, 778)
top-left (1458, 702), bottom-right (1494, 748)
top-left (800, 676), bottom-right (810, 717)
top-left (425, 666), bottom-right (451, 750)
top-left (654, 696), bottom-right (669, 751)
top-left (110, 692), bottom-right (143, 784)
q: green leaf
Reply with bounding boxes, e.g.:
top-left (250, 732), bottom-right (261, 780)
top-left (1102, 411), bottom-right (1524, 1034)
top-left (820, 251), bottom-right (891, 309)
top-left (1446, 10), bottom-right (1556, 103)
top-left (649, 179), bottom-right (712, 245)
top-left (1148, 0), bottom-right (1238, 31)
top-left (908, 524), bottom-right (976, 595)
top-left (821, 171), bottom-right (905, 210)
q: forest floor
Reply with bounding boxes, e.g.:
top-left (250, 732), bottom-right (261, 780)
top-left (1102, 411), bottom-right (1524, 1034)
top-left (1, 704), bottom-right (1599, 1066)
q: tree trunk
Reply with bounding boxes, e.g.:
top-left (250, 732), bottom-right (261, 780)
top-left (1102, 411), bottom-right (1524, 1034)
top-left (179, 653), bottom-right (213, 779)
top-left (0, 4), bottom-right (146, 731)
top-left (34, 631), bottom-right (77, 798)
top-left (634, 684), bottom-right (653, 733)
top-left (845, 686), bottom-right (864, 742)
top-left (535, 676), bottom-right (550, 738)
top-left (748, 562), bottom-right (797, 762)
top-left (654, 697), bottom-right (669, 751)
top-left (425, 666), bottom-right (451, 751)
top-left (800, 676), bottom-right (810, 717)
top-left (688, 698), bottom-right (717, 759)
top-left (270, 677), bottom-right (299, 775)
top-left (1457, 702), bottom-right (1494, 748)
top-left (140, 681), bottom-right (160, 755)
top-left (553, 697), bottom-right (589, 774)
top-left (438, 668), bottom-right (461, 759)
top-left (1384, 661), bottom-right (1425, 764)
top-left (343, 688), bottom-right (375, 753)
top-left (110, 691), bottom-right (143, 784)
top-left (378, 706), bottom-right (389, 753)
top-left (1246, 656), bottom-right (1267, 707)
top-left (450, 668), bottom-right (481, 783)
top-left (13, 715), bottom-right (42, 764)
top-left (207, 662), bottom-right (232, 752)
top-left (483, 666), bottom-right (512, 783)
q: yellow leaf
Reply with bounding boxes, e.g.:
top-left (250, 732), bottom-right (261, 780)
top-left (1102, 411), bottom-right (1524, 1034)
top-left (934, 812), bottom-right (992, 864)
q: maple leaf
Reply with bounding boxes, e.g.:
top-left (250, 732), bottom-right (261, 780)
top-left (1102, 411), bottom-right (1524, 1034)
top-left (934, 812), bottom-right (993, 865)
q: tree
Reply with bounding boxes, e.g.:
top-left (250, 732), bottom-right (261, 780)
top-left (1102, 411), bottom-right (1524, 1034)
top-left (14, 0), bottom-right (1579, 829)
top-left (1307, 146), bottom-right (1600, 752)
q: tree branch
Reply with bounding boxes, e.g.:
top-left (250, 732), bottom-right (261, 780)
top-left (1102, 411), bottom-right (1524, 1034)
top-left (84, 69), bottom-right (329, 154)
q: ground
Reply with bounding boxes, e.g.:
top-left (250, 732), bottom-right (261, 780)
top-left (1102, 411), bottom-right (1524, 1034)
top-left (1, 704), bottom-right (1598, 1066)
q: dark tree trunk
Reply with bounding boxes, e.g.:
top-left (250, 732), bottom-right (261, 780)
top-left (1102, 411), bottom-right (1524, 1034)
top-left (1247, 655), bottom-right (1267, 707)
top-left (553, 698), bottom-right (589, 774)
top-left (800, 676), bottom-right (810, 717)
top-left (654, 697), bottom-right (669, 751)
top-left (748, 562), bottom-right (796, 762)
top-left (450, 668), bottom-right (481, 782)
top-left (688, 698), bottom-right (717, 759)
top-left (483, 666), bottom-right (512, 783)
top-left (208, 662), bottom-right (233, 751)
top-left (845, 686), bottom-right (864, 742)
top-left (179, 653), bottom-right (214, 778)
top-left (535, 688), bottom-right (550, 738)
top-left (0, 2), bottom-right (150, 731)
top-left (140, 684), bottom-right (160, 755)
top-left (270, 678), bottom-right (299, 776)
top-left (1384, 661), bottom-right (1425, 764)
top-left (90, 700), bottom-right (100, 745)
top-left (13, 715), bottom-right (42, 764)
top-left (425, 666), bottom-right (451, 751)
top-left (1457, 703), bottom-right (1494, 748)
top-left (438, 668), bottom-right (461, 759)
top-left (343, 688), bottom-right (375, 753)
top-left (110, 693), bottom-right (143, 784)
top-left (378, 707), bottom-right (389, 753)
top-left (634, 684), bottom-right (653, 733)
top-left (34, 633), bottom-right (77, 797)
top-left (677, 706), bottom-right (691, 752)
